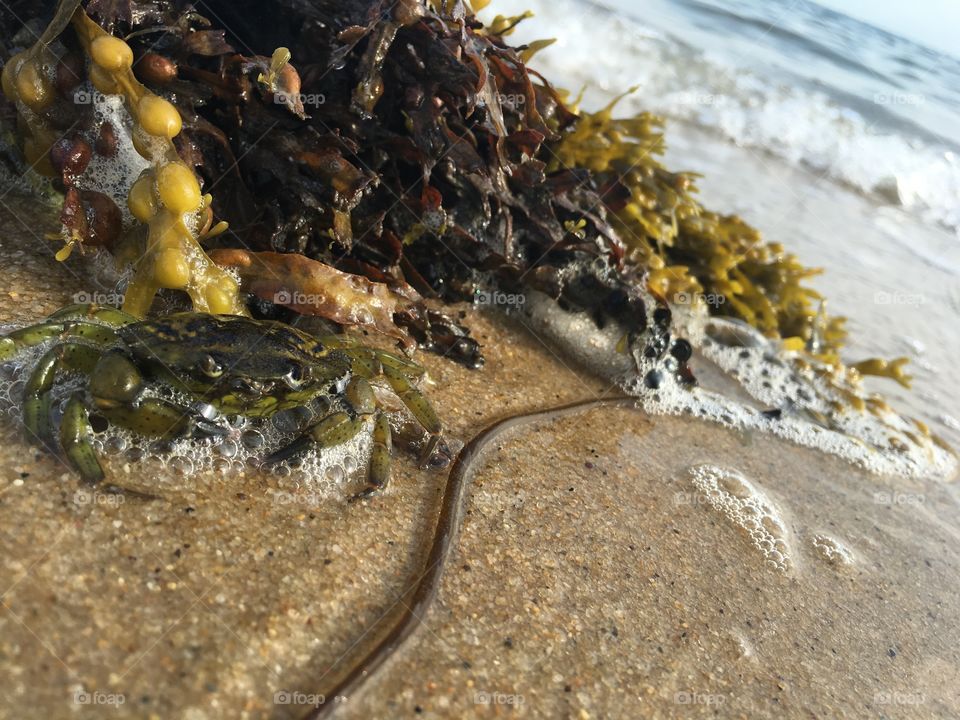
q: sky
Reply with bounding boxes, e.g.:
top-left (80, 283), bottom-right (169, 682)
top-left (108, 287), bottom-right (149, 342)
top-left (812, 0), bottom-right (960, 58)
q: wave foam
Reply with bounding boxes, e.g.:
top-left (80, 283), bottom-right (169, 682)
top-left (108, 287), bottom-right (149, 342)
top-left (482, 0), bottom-right (960, 235)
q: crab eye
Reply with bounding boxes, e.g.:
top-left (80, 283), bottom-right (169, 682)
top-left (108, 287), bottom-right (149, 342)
top-left (199, 354), bottom-right (223, 378)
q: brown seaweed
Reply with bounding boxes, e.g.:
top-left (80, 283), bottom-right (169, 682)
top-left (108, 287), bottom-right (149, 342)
top-left (0, 0), bottom-right (903, 386)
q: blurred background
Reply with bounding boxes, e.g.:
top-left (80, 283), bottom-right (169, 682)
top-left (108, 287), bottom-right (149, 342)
top-left (480, 0), bottom-right (960, 448)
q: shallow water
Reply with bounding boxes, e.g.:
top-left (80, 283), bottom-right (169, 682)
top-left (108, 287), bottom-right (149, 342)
top-left (343, 406), bottom-right (960, 718)
top-left (662, 122), bottom-right (960, 454)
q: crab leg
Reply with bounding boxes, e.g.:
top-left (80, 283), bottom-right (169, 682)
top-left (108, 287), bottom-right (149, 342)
top-left (265, 411), bottom-right (367, 467)
top-left (23, 341), bottom-right (102, 442)
top-left (46, 303), bottom-right (139, 325)
top-left (60, 392), bottom-right (105, 484)
top-left (266, 376), bottom-right (400, 497)
top-left (352, 412), bottom-right (392, 500)
top-left (331, 343), bottom-right (443, 463)
top-left (22, 348), bottom-right (57, 445)
top-left (60, 391), bottom-right (162, 497)
top-left (377, 357), bottom-right (442, 461)
top-left (267, 376), bottom-right (377, 466)
top-left (343, 377), bottom-right (395, 497)
top-left (98, 399), bottom-right (194, 439)
top-left (11, 309), bottom-right (126, 443)
top-left (87, 351), bottom-right (195, 439)
top-left (0, 305), bottom-right (131, 361)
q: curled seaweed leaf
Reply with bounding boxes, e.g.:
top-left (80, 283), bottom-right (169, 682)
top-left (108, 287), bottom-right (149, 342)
top-left (210, 248), bottom-right (415, 348)
top-left (850, 357), bottom-right (912, 388)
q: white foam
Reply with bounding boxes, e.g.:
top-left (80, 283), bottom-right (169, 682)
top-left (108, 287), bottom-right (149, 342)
top-left (521, 279), bottom-right (956, 480)
top-left (675, 316), bottom-right (957, 479)
top-left (810, 534), bottom-right (855, 567)
top-left (689, 464), bottom-right (792, 572)
top-left (74, 87), bottom-right (151, 228)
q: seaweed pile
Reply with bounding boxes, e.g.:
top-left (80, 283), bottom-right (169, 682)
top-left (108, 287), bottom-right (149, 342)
top-left (0, 1), bottom-right (924, 404)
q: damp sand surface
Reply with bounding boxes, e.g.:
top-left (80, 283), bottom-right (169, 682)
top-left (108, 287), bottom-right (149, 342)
top-left (0, 198), bottom-right (958, 719)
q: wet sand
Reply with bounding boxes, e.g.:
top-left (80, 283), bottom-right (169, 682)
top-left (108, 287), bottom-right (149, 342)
top-left (0, 196), bottom-right (958, 719)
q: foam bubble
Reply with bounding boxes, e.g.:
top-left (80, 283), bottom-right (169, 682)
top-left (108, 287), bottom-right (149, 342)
top-left (678, 316), bottom-right (957, 479)
top-left (75, 89), bottom-right (151, 228)
top-left (689, 464), bottom-right (793, 572)
top-left (810, 534), bottom-right (856, 568)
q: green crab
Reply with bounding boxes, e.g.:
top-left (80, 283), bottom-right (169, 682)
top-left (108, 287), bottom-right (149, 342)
top-left (0, 304), bottom-right (444, 498)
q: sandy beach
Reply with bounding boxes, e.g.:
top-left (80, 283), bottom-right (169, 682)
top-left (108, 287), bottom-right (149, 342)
top-left (0, 0), bottom-right (958, 715)
top-left (0, 188), bottom-right (957, 718)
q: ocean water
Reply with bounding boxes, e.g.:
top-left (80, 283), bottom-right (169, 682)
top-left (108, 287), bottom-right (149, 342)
top-left (481, 0), bottom-right (960, 461)
top-left (482, 0), bottom-right (960, 237)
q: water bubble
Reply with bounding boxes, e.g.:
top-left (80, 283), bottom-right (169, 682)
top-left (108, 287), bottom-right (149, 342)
top-left (241, 429), bottom-right (265, 449)
top-left (343, 455), bottom-right (358, 474)
top-left (719, 472), bottom-right (752, 499)
top-left (216, 439), bottom-right (238, 458)
top-left (170, 455), bottom-right (194, 475)
top-left (226, 415), bottom-right (248, 430)
top-left (811, 534), bottom-right (855, 567)
top-left (273, 408), bottom-right (309, 434)
top-left (150, 439), bottom-right (174, 455)
top-left (212, 457), bottom-right (233, 474)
